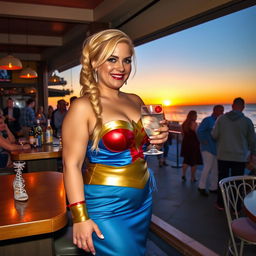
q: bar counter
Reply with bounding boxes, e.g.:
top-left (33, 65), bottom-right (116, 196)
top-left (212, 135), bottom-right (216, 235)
top-left (0, 172), bottom-right (67, 256)
top-left (11, 145), bottom-right (62, 172)
top-left (11, 144), bottom-right (62, 161)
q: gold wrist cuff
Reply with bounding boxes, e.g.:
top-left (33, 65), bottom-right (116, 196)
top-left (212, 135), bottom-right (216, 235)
top-left (70, 203), bottom-right (89, 223)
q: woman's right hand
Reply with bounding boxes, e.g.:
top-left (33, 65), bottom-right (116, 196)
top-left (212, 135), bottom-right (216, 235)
top-left (73, 219), bottom-right (104, 255)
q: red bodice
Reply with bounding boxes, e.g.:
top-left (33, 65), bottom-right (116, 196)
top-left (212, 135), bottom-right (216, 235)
top-left (102, 129), bottom-right (135, 152)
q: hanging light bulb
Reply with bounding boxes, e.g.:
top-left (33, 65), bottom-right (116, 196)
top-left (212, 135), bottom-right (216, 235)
top-left (0, 54), bottom-right (23, 70)
top-left (19, 66), bottom-right (38, 78)
top-left (0, 19), bottom-right (23, 70)
top-left (49, 74), bottom-right (61, 83)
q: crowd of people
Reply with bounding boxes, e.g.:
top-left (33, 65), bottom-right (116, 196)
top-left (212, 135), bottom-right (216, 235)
top-left (0, 96), bottom-right (76, 168)
top-left (176, 97), bottom-right (256, 210)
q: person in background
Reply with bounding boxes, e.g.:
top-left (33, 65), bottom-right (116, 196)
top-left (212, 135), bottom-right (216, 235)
top-left (19, 98), bottom-right (36, 137)
top-left (47, 105), bottom-right (54, 120)
top-left (70, 96), bottom-right (78, 105)
top-left (53, 99), bottom-right (67, 137)
top-left (158, 140), bottom-right (170, 167)
top-left (212, 97), bottom-right (256, 210)
top-left (36, 105), bottom-right (47, 128)
top-left (197, 105), bottom-right (224, 196)
top-left (180, 110), bottom-right (202, 182)
top-left (3, 97), bottom-right (21, 137)
top-left (0, 116), bottom-right (30, 168)
top-left (62, 29), bottom-right (168, 256)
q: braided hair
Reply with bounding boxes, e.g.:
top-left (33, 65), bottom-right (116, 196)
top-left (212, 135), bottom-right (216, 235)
top-left (80, 29), bottom-right (134, 150)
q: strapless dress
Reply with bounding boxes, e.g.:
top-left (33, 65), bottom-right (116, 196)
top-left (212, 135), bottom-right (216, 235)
top-left (84, 119), bottom-right (152, 256)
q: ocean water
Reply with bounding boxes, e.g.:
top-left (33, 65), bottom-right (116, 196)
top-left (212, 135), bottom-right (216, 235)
top-left (163, 104), bottom-right (256, 126)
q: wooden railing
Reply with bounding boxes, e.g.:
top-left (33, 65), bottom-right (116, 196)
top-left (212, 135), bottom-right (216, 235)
top-left (150, 215), bottom-right (219, 256)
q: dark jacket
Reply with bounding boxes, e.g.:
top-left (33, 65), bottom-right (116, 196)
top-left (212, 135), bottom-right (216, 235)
top-left (3, 107), bottom-right (21, 133)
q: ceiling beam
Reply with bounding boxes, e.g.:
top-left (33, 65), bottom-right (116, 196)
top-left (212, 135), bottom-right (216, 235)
top-left (94, 0), bottom-right (155, 26)
top-left (118, 0), bottom-right (256, 46)
top-left (0, 1), bottom-right (93, 23)
top-left (0, 53), bottom-right (41, 61)
top-left (0, 33), bottom-right (63, 46)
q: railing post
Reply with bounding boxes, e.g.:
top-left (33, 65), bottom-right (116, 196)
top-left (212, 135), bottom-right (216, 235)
top-left (171, 131), bottom-right (182, 168)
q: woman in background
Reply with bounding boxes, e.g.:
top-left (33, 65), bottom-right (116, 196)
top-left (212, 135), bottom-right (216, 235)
top-left (36, 106), bottom-right (47, 127)
top-left (0, 116), bottom-right (30, 168)
top-left (62, 29), bottom-right (168, 256)
top-left (180, 110), bottom-right (202, 182)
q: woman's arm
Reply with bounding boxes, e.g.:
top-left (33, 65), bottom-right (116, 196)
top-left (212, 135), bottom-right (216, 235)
top-left (0, 135), bottom-right (23, 151)
top-left (62, 98), bottom-right (103, 255)
top-left (190, 121), bottom-right (197, 131)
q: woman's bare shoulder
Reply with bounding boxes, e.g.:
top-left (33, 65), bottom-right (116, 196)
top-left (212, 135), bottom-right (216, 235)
top-left (123, 92), bottom-right (144, 105)
top-left (68, 96), bottom-right (93, 115)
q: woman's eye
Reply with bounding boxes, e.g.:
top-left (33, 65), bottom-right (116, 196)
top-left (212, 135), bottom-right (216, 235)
top-left (124, 58), bottom-right (132, 64)
top-left (107, 57), bottom-right (117, 63)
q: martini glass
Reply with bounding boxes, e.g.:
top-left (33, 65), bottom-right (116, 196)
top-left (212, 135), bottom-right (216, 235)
top-left (141, 104), bottom-right (164, 155)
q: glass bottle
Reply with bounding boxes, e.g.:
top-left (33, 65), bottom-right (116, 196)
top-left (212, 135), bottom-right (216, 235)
top-left (35, 119), bottom-right (43, 147)
top-left (45, 119), bottom-right (53, 144)
top-left (28, 127), bottom-right (35, 147)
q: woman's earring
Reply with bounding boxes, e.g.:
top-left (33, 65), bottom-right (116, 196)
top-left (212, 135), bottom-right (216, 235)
top-left (93, 70), bottom-right (98, 83)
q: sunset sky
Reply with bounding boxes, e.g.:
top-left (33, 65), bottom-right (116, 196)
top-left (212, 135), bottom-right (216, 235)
top-left (49, 5), bottom-right (256, 108)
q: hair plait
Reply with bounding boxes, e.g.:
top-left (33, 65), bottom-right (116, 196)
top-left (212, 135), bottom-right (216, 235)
top-left (80, 29), bottom-right (134, 150)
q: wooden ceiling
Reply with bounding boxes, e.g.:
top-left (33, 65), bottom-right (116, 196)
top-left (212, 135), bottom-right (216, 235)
top-left (5, 0), bottom-right (104, 9)
top-left (0, 0), bottom-right (255, 72)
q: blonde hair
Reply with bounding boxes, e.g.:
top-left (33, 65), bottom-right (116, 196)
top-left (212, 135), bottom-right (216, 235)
top-left (80, 29), bottom-right (134, 150)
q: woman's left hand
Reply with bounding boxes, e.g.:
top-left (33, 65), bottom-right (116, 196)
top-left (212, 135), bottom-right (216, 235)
top-left (149, 120), bottom-right (169, 145)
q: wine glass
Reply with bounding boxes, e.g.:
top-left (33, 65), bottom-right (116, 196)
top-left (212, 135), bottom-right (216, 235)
top-left (18, 137), bottom-right (27, 148)
top-left (141, 104), bottom-right (164, 155)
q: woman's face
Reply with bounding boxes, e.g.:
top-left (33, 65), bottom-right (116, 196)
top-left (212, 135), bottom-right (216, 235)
top-left (97, 42), bottom-right (132, 90)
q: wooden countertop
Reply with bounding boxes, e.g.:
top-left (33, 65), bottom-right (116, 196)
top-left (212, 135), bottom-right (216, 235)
top-left (0, 172), bottom-right (67, 240)
top-left (11, 144), bottom-right (62, 161)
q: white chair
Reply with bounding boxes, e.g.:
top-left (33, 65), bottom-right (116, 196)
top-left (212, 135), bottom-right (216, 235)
top-left (219, 175), bottom-right (256, 256)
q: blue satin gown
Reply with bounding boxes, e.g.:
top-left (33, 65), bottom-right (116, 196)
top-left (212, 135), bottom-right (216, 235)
top-left (84, 119), bottom-right (152, 256)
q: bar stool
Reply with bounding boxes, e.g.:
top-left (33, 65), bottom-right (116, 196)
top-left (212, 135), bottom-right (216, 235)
top-left (54, 211), bottom-right (90, 256)
top-left (54, 225), bottom-right (89, 256)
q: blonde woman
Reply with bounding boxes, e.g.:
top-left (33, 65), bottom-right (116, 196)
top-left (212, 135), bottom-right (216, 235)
top-left (62, 29), bottom-right (168, 256)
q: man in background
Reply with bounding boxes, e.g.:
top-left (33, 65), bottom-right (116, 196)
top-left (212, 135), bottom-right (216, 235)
top-left (53, 99), bottom-right (67, 137)
top-left (212, 97), bottom-right (256, 209)
top-left (20, 98), bottom-right (36, 137)
top-left (3, 97), bottom-right (21, 137)
top-left (197, 105), bottom-right (224, 196)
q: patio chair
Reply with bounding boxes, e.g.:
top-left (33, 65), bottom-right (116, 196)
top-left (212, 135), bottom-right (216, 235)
top-left (219, 175), bottom-right (256, 256)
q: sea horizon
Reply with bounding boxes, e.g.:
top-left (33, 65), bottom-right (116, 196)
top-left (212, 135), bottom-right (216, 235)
top-left (163, 103), bottom-right (256, 125)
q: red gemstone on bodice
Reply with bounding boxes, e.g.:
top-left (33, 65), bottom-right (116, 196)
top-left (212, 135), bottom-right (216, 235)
top-left (102, 129), bottom-right (135, 152)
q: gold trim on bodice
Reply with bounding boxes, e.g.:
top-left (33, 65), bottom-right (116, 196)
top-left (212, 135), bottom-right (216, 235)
top-left (100, 120), bottom-right (134, 137)
top-left (83, 158), bottom-right (149, 189)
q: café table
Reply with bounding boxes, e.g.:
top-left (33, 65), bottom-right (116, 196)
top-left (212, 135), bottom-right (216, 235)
top-left (244, 190), bottom-right (256, 223)
top-left (0, 171), bottom-right (67, 256)
top-left (11, 144), bottom-right (62, 172)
